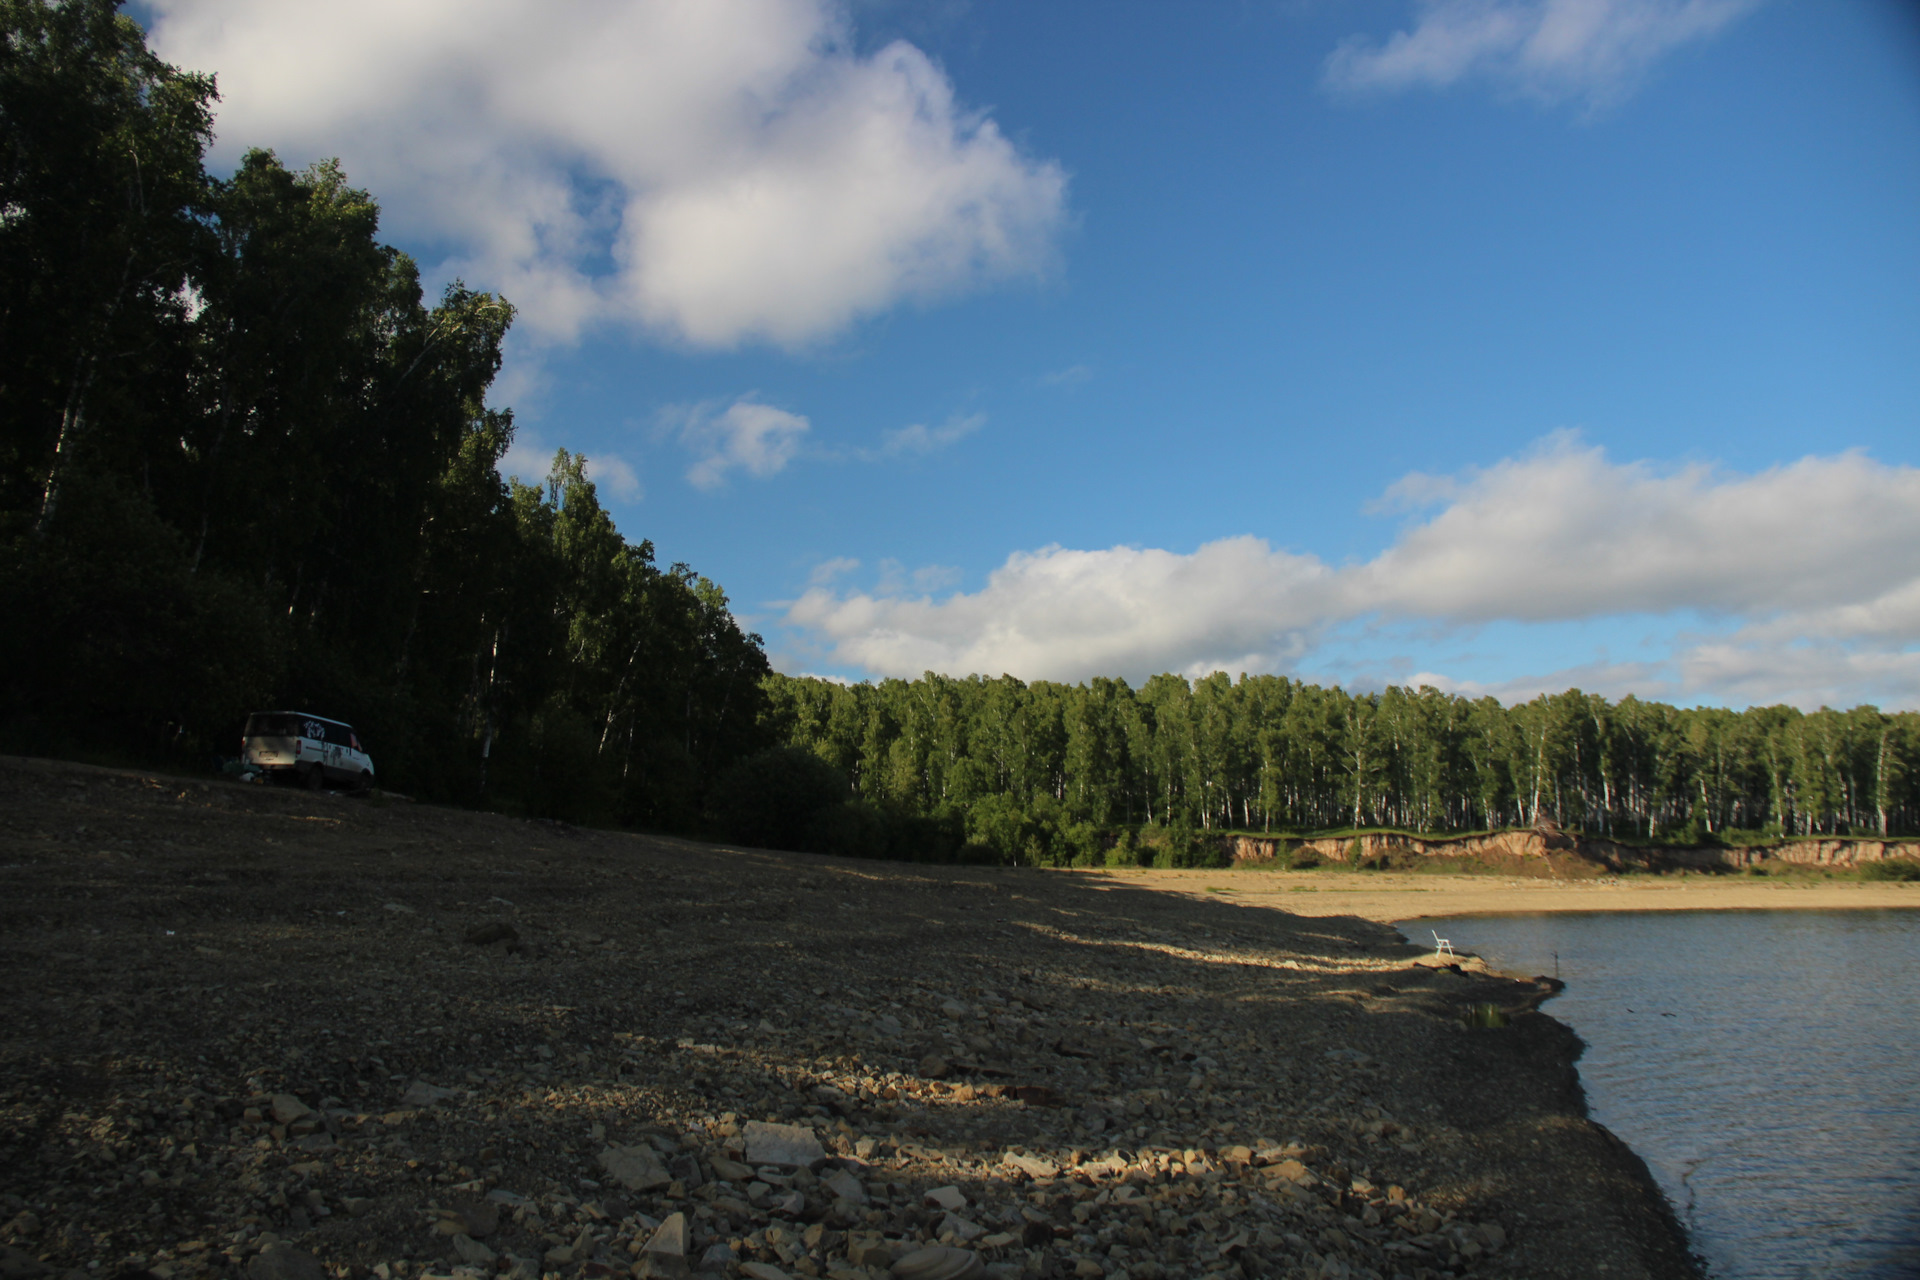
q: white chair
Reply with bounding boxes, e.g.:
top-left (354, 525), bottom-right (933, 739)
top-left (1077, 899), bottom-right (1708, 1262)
top-left (1431, 930), bottom-right (1456, 960)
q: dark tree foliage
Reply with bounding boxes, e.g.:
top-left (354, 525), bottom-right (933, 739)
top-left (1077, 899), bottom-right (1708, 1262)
top-left (764, 672), bottom-right (1920, 865)
top-left (707, 746), bottom-right (850, 852)
top-left (0, 0), bottom-right (770, 823)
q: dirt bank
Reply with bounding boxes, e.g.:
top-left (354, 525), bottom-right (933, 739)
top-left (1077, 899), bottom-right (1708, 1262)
top-left (0, 756), bottom-right (1697, 1280)
top-left (1228, 830), bottom-right (1920, 874)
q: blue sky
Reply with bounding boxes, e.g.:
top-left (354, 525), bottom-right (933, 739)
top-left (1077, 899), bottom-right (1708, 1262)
top-left (142, 0), bottom-right (1920, 708)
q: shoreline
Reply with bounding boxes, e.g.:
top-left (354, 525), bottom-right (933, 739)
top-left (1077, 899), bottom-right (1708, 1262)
top-left (1091, 866), bottom-right (1920, 923)
top-left (0, 754), bottom-right (1703, 1279)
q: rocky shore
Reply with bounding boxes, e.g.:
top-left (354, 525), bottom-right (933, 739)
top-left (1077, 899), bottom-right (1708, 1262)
top-left (0, 757), bottom-right (1698, 1280)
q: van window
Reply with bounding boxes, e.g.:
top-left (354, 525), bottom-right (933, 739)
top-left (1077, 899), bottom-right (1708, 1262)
top-left (246, 714), bottom-right (299, 737)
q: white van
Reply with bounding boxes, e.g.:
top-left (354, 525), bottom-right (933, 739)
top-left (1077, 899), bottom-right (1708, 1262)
top-left (242, 712), bottom-right (376, 791)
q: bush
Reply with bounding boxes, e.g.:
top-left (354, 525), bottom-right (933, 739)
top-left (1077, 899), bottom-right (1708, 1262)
top-left (1105, 828), bottom-right (1145, 869)
top-left (706, 746), bottom-right (847, 850)
top-left (803, 799), bottom-right (889, 859)
top-left (1861, 859), bottom-right (1920, 882)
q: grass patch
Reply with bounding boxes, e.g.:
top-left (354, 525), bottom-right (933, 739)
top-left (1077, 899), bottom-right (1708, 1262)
top-left (1860, 859), bottom-right (1920, 882)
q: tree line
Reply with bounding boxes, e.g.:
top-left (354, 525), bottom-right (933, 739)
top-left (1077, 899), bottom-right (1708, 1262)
top-left (760, 672), bottom-right (1920, 865)
top-left (0, 0), bottom-right (768, 823)
top-left (9, 2), bottom-right (1912, 857)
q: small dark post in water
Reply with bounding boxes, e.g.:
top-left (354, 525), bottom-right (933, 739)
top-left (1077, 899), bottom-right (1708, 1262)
top-left (1554, 950), bottom-right (1560, 980)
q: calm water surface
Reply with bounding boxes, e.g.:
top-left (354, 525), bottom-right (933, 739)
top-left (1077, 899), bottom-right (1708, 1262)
top-left (1395, 909), bottom-right (1920, 1279)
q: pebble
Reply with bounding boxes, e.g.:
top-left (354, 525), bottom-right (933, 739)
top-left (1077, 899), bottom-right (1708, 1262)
top-left (741, 1120), bottom-right (825, 1168)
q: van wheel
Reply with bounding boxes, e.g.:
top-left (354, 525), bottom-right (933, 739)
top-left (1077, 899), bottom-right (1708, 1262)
top-left (303, 765), bottom-right (324, 792)
top-left (358, 771), bottom-right (374, 795)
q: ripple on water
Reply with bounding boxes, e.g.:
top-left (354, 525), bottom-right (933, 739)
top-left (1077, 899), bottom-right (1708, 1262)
top-left (1394, 909), bottom-right (1920, 1280)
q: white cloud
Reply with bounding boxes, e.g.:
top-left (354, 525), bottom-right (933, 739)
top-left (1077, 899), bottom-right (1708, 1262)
top-left (586, 453), bottom-right (644, 503)
top-left (1403, 659), bottom-right (1674, 705)
top-left (787, 536), bottom-right (1336, 682)
top-left (145, 0), bottom-right (1068, 347)
top-left (496, 429), bottom-right (555, 489)
top-left (1040, 364), bottom-right (1092, 387)
top-left (670, 396), bottom-right (811, 490)
top-left (782, 437), bottom-right (1920, 707)
top-left (867, 412), bottom-right (984, 459)
top-left (1349, 434), bottom-right (1920, 622)
top-left (497, 431), bottom-right (642, 501)
top-left (1324, 0), bottom-right (1764, 106)
top-left (808, 556), bottom-right (862, 586)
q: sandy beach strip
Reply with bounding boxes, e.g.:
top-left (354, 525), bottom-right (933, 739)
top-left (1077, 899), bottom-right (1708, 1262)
top-left (1092, 865), bottom-right (1920, 922)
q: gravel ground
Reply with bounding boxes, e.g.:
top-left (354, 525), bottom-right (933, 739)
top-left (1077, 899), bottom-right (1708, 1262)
top-left (0, 756), bottom-right (1699, 1280)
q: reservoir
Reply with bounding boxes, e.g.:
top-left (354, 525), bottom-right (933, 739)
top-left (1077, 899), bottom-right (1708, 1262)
top-left (1396, 909), bottom-right (1920, 1279)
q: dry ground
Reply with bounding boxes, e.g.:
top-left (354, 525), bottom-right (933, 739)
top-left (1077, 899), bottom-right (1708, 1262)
top-left (0, 757), bottom-right (1698, 1280)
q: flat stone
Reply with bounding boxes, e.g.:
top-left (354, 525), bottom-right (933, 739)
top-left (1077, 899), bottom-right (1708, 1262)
top-left (710, 1155), bottom-right (755, 1182)
top-left (268, 1095), bottom-right (311, 1125)
top-left (450, 1199), bottom-right (499, 1238)
top-left (938, 1213), bottom-right (985, 1242)
top-left (923, 1185), bottom-right (967, 1212)
top-left (919, 1054), bottom-right (951, 1080)
top-left (599, 1145), bottom-right (672, 1191)
top-left (847, 1234), bottom-right (893, 1267)
top-left (451, 1235), bottom-right (494, 1266)
top-left (890, 1246), bottom-right (983, 1280)
top-left (742, 1120), bottom-right (825, 1169)
top-left (247, 1247), bottom-right (326, 1280)
top-left (739, 1265), bottom-right (791, 1280)
top-left (1005, 1153), bottom-right (1057, 1179)
top-left (642, 1212), bottom-right (688, 1257)
top-left (822, 1168), bottom-right (867, 1204)
top-left (1269, 1159), bottom-right (1312, 1185)
top-left (398, 1080), bottom-right (457, 1108)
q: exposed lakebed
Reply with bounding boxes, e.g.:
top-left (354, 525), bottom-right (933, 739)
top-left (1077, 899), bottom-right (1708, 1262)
top-left (1400, 909), bottom-right (1920, 1279)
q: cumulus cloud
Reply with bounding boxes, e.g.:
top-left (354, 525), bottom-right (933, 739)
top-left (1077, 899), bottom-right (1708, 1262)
top-left (782, 437), bottom-right (1920, 707)
top-left (145, 0), bottom-right (1068, 347)
top-left (1349, 434), bottom-right (1920, 622)
top-left (670, 396), bottom-right (811, 490)
top-left (787, 536), bottom-right (1336, 682)
top-left (1324, 0), bottom-right (1765, 106)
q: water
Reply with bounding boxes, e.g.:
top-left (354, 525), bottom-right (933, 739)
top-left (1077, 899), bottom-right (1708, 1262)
top-left (1396, 910), bottom-right (1920, 1279)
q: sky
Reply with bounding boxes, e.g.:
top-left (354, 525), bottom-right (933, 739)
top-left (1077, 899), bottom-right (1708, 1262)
top-left (137, 0), bottom-right (1920, 709)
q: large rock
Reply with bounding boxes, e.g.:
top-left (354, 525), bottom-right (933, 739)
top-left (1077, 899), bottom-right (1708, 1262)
top-left (741, 1121), bottom-right (825, 1169)
top-left (598, 1144), bottom-right (672, 1191)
